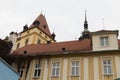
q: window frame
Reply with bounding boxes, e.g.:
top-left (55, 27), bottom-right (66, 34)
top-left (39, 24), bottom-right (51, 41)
top-left (33, 63), bottom-right (41, 78)
top-left (37, 39), bottom-right (41, 44)
top-left (25, 38), bottom-right (29, 46)
top-left (102, 59), bottom-right (113, 75)
top-left (16, 43), bottom-right (20, 49)
top-left (18, 65), bottom-right (25, 77)
top-left (100, 36), bottom-right (109, 46)
top-left (51, 62), bottom-right (60, 76)
top-left (71, 61), bottom-right (80, 76)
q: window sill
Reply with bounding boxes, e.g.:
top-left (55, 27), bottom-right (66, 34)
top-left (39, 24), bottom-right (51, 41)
top-left (51, 75), bottom-right (60, 78)
top-left (32, 77), bottom-right (40, 79)
top-left (103, 73), bottom-right (113, 76)
top-left (71, 75), bottom-right (79, 77)
top-left (101, 45), bottom-right (110, 48)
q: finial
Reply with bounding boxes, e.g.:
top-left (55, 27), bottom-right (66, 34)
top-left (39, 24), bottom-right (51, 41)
top-left (85, 9), bottom-right (87, 21)
top-left (84, 9), bottom-right (88, 29)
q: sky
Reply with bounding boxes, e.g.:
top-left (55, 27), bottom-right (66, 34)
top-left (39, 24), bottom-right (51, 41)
top-left (0, 0), bottom-right (120, 42)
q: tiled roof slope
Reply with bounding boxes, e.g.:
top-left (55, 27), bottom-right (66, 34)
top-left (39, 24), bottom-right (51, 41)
top-left (118, 39), bottom-right (120, 49)
top-left (12, 39), bottom-right (92, 55)
top-left (29, 14), bottom-right (51, 36)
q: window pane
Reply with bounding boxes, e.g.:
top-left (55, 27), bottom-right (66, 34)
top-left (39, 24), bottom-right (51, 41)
top-left (52, 68), bottom-right (55, 75)
top-left (38, 69), bottom-right (41, 76)
top-left (76, 67), bottom-right (79, 75)
top-left (34, 70), bottom-right (37, 77)
top-left (72, 62), bottom-right (75, 66)
top-left (56, 68), bottom-right (59, 75)
top-left (108, 66), bottom-right (112, 73)
top-left (76, 62), bottom-right (79, 66)
top-left (104, 66), bottom-right (107, 74)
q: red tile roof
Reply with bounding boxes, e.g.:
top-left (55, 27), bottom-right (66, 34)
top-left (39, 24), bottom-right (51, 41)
top-left (12, 39), bottom-right (92, 56)
top-left (118, 39), bottom-right (120, 49)
top-left (29, 14), bottom-right (51, 36)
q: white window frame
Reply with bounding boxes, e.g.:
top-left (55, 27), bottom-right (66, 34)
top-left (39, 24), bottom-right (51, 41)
top-left (51, 62), bottom-right (60, 76)
top-left (103, 60), bottom-right (112, 75)
top-left (71, 61), bottom-right (79, 76)
top-left (33, 63), bottom-right (41, 77)
top-left (100, 36), bottom-right (109, 46)
top-left (18, 65), bottom-right (24, 77)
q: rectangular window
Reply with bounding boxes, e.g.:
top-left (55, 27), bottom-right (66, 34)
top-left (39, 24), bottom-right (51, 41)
top-left (52, 62), bottom-right (60, 76)
top-left (25, 38), bottom-right (29, 46)
top-left (34, 63), bottom-right (41, 77)
top-left (16, 43), bottom-right (20, 49)
top-left (71, 61), bottom-right (79, 76)
top-left (103, 60), bottom-right (112, 75)
top-left (37, 39), bottom-right (40, 44)
top-left (100, 37), bottom-right (109, 46)
top-left (18, 65), bottom-right (24, 77)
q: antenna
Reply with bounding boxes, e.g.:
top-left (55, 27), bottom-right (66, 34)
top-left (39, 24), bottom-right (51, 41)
top-left (41, 10), bottom-right (43, 14)
top-left (102, 18), bottom-right (105, 30)
top-left (75, 36), bottom-right (77, 40)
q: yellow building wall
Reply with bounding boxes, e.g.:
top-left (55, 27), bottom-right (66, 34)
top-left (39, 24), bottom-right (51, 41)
top-left (12, 27), bottom-right (55, 50)
top-left (18, 51), bottom-right (120, 80)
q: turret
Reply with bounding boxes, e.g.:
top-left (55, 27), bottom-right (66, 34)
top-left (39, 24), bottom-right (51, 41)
top-left (79, 10), bottom-right (90, 40)
top-left (8, 31), bottom-right (18, 45)
top-left (51, 32), bottom-right (56, 40)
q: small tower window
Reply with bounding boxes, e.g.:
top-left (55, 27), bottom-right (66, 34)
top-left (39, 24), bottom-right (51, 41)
top-left (33, 21), bottom-right (40, 27)
top-left (25, 38), bottom-right (29, 46)
top-left (37, 39), bottom-right (41, 44)
top-left (43, 25), bottom-right (46, 29)
top-left (16, 43), bottom-right (20, 49)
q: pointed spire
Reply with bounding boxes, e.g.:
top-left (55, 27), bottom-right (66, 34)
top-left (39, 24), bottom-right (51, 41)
top-left (84, 10), bottom-right (88, 30)
top-left (79, 10), bottom-right (90, 40)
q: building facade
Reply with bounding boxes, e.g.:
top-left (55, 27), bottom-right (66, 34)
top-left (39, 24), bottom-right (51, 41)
top-left (9, 12), bottom-right (120, 80)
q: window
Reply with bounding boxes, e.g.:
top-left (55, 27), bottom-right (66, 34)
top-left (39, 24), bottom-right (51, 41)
top-left (52, 62), bottom-right (60, 76)
top-left (34, 63), bottom-right (41, 77)
top-left (100, 37), bottom-right (109, 46)
top-left (71, 61), bottom-right (79, 76)
top-left (33, 21), bottom-right (40, 27)
top-left (37, 39), bottom-right (41, 44)
top-left (16, 43), bottom-right (20, 49)
top-left (103, 60), bottom-right (112, 75)
top-left (25, 38), bottom-right (29, 45)
top-left (43, 25), bottom-right (46, 29)
top-left (18, 65), bottom-right (25, 77)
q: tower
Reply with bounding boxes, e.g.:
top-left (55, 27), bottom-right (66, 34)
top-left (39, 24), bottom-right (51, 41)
top-left (11, 13), bottom-right (56, 51)
top-left (79, 10), bottom-right (90, 40)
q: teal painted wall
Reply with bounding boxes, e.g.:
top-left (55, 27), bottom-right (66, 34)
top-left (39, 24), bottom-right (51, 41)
top-left (0, 59), bottom-right (19, 80)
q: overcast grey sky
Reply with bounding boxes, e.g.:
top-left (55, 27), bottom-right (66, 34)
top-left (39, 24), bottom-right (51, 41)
top-left (0, 0), bottom-right (120, 41)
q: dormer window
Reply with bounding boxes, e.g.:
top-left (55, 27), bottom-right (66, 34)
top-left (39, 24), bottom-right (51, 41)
top-left (33, 21), bottom-right (40, 27)
top-left (100, 36), bottom-right (109, 46)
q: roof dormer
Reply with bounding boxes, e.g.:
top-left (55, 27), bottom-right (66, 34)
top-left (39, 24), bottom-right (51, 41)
top-left (91, 30), bottom-right (119, 51)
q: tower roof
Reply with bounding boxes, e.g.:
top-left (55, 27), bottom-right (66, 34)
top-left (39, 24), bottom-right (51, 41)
top-left (29, 14), bottom-right (51, 36)
top-left (84, 10), bottom-right (88, 29)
